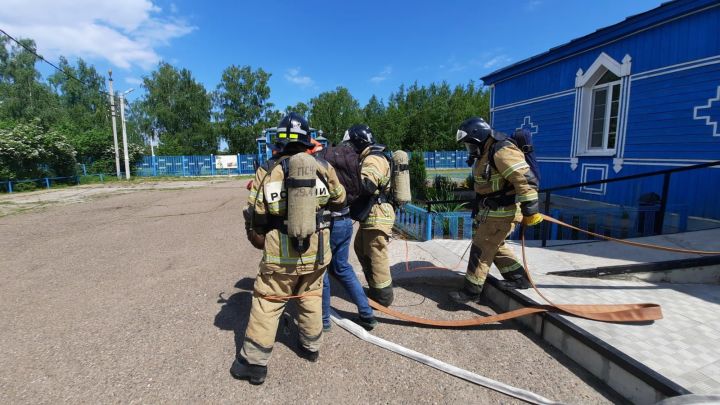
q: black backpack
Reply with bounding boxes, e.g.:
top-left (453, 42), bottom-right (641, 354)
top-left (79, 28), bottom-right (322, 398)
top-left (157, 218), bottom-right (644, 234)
top-left (489, 129), bottom-right (541, 182)
top-left (316, 145), bottom-right (362, 205)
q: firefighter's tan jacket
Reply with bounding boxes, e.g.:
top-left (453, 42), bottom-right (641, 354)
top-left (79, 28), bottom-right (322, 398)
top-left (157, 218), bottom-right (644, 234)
top-left (248, 155), bottom-right (345, 274)
top-left (472, 139), bottom-right (539, 220)
top-left (359, 147), bottom-right (395, 235)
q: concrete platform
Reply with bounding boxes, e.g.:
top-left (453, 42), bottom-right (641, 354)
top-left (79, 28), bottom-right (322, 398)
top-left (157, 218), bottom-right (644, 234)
top-left (384, 228), bottom-right (720, 400)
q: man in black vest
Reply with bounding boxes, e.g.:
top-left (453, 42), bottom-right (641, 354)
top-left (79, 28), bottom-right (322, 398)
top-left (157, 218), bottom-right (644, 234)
top-left (316, 144), bottom-right (377, 331)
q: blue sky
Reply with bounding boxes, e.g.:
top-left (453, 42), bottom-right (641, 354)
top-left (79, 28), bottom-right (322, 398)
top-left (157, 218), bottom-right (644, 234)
top-left (1, 0), bottom-right (665, 109)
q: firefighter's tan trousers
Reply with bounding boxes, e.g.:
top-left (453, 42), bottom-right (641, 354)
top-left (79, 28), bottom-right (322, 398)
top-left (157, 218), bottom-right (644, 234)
top-left (240, 269), bottom-right (324, 366)
top-left (354, 228), bottom-right (392, 289)
top-left (465, 218), bottom-right (523, 287)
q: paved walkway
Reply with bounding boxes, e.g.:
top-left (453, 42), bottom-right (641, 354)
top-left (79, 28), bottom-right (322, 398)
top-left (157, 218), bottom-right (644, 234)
top-left (385, 229), bottom-right (720, 395)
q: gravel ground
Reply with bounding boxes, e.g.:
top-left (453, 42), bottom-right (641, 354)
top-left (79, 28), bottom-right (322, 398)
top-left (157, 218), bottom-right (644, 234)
top-left (0, 180), bottom-right (622, 404)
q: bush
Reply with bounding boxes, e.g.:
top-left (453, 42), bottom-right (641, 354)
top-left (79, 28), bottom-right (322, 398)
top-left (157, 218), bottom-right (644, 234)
top-left (0, 119), bottom-right (77, 179)
top-left (14, 182), bottom-right (38, 192)
top-left (408, 152), bottom-right (427, 201)
top-left (464, 173), bottom-right (474, 190)
top-left (432, 175), bottom-right (455, 191)
top-left (426, 175), bottom-right (466, 213)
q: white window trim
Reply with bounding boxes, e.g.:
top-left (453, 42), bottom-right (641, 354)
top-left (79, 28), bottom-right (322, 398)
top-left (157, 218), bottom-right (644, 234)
top-left (574, 53), bottom-right (631, 158)
top-left (583, 79), bottom-right (621, 155)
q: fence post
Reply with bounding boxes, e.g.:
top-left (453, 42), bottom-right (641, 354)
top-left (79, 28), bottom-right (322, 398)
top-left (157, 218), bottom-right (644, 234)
top-left (182, 156), bottom-right (187, 177)
top-left (152, 155), bottom-right (158, 177)
top-left (237, 153), bottom-right (241, 175)
top-left (45, 178), bottom-right (50, 189)
top-left (541, 191), bottom-right (552, 247)
top-left (654, 172), bottom-right (671, 235)
top-left (425, 212), bottom-right (434, 241)
top-left (550, 208), bottom-right (561, 239)
top-left (7, 181), bottom-right (12, 193)
top-left (82, 164), bottom-right (87, 176)
top-left (676, 205), bottom-right (687, 232)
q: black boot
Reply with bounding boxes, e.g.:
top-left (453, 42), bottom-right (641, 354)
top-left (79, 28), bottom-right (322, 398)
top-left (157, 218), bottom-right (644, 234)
top-left (298, 345), bottom-right (319, 362)
top-left (353, 315), bottom-right (378, 331)
top-left (368, 286), bottom-right (394, 307)
top-left (230, 358), bottom-right (267, 385)
top-left (497, 268), bottom-right (532, 290)
top-left (448, 279), bottom-right (484, 304)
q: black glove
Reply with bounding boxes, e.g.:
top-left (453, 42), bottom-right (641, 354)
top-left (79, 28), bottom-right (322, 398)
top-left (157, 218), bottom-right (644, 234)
top-left (243, 208), bottom-right (265, 249)
top-left (520, 200), bottom-right (539, 217)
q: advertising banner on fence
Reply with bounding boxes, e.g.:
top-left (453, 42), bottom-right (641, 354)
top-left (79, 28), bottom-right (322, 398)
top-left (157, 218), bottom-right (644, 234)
top-left (215, 155), bottom-right (238, 170)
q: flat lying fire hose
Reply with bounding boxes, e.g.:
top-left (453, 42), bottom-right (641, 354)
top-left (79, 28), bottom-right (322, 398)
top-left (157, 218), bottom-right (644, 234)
top-left (329, 309), bottom-right (561, 405)
top-left (366, 212), bottom-right (720, 326)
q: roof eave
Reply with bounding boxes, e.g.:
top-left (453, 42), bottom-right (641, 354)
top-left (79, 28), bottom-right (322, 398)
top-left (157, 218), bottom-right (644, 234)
top-left (481, 0), bottom-right (716, 85)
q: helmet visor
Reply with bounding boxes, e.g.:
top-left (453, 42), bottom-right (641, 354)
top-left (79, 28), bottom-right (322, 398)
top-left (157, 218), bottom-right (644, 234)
top-left (342, 130), bottom-right (350, 142)
top-left (456, 129), bottom-right (468, 142)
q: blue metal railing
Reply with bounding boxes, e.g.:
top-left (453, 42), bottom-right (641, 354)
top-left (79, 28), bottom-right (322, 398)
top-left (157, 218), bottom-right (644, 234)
top-left (393, 203), bottom-right (690, 242)
top-left (0, 175), bottom-right (82, 193)
top-left (412, 160), bottom-right (720, 242)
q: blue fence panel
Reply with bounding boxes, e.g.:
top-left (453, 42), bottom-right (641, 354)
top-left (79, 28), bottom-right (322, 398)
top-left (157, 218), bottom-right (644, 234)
top-left (134, 154), bottom-right (257, 177)
top-left (394, 204), bottom-right (431, 241)
top-left (238, 154), bottom-right (257, 174)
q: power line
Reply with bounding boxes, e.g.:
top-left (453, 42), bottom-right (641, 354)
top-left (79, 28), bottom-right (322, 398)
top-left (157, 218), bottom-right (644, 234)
top-left (0, 27), bottom-right (112, 97)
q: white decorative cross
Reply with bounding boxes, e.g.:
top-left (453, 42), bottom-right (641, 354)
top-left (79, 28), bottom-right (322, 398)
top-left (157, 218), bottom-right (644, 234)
top-left (693, 85), bottom-right (720, 137)
top-left (516, 116), bottom-right (539, 135)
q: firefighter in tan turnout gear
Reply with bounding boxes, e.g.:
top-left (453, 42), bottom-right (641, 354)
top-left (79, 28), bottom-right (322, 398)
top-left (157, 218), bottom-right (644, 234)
top-left (449, 117), bottom-right (542, 304)
top-left (232, 112), bottom-right (345, 385)
top-left (345, 125), bottom-right (396, 307)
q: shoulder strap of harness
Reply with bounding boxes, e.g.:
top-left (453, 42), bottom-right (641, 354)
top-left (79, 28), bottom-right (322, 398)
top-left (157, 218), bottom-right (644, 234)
top-left (278, 155), bottom-right (330, 192)
top-left (488, 139), bottom-right (516, 172)
top-left (359, 145), bottom-right (393, 201)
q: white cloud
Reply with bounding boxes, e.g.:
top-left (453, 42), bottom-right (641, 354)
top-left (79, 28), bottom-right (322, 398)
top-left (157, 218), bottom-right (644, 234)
top-left (439, 52), bottom-right (512, 73)
top-left (369, 66), bottom-right (392, 83)
top-left (483, 55), bottom-right (512, 69)
top-left (125, 77), bottom-right (144, 85)
top-left (0, 0), bottom-right (195, 70)
top-left (284, 68), bottom-right (314, 87)
top-left (525, 0), bottom-right (542, 11)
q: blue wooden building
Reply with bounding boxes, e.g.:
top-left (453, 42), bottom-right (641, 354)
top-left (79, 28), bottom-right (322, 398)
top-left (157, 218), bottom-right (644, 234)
top-left (482, 0), bottom-right (720, 224)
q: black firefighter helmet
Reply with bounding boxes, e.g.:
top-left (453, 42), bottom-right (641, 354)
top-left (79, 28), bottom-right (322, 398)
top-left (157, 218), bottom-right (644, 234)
top-left (342, 124), bottom-right (375, 153)
top-left (456, 117), bottom-right (503, 155)
top-left (272, 112), bottom-right (313, 153)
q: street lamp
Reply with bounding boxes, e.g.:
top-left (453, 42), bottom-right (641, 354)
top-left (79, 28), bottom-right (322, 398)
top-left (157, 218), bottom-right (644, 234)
top-left (107, 70), bottom-right (121, 179)
top-left (119, 88), bottom-right (135, 180)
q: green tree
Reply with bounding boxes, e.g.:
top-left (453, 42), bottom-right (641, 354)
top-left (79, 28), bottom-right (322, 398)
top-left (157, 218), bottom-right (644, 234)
top-left (0, 36), bottom-right (60, 125)
top-left (48, 57), bottom-right (108, 130)
top-left (408, 151), bottom-right (427, 200)
top-left (285, 102), bottom-right (309, 119)
top-left (48, 57), bottom-right (114, 162)
top-left (213, 65), bottom-right (273, 153)
top-left (309, 87), bottom-right (362, 143)
top-left (138, 62), bottom-right (215, 155)
top-left (363, 95), bottom-right (388, 144)
top-left (370, 80), bottom-right (490, 151)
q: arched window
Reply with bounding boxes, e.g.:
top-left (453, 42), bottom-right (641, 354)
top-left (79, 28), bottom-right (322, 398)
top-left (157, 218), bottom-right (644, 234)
top-left (573, 53), bottom-right (631, 159)
top-left (588, 70), bottom-right (621, 151)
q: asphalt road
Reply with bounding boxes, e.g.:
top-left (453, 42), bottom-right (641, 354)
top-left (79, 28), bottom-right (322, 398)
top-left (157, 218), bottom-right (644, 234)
top-left (0, 180), bottom-right (620, 404)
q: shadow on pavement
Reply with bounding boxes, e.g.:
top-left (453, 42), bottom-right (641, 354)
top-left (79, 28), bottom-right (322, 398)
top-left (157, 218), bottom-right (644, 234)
top-left (329, 260), bottom-right (515, 331)
top-left (213, 277), bottom-right (312, 359)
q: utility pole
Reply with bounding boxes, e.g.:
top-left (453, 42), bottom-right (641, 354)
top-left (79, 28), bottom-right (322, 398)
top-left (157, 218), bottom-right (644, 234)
top-left (119, 88), bottom-right (134, 180)
top-left (108, 70), bottom-right (121, 179)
